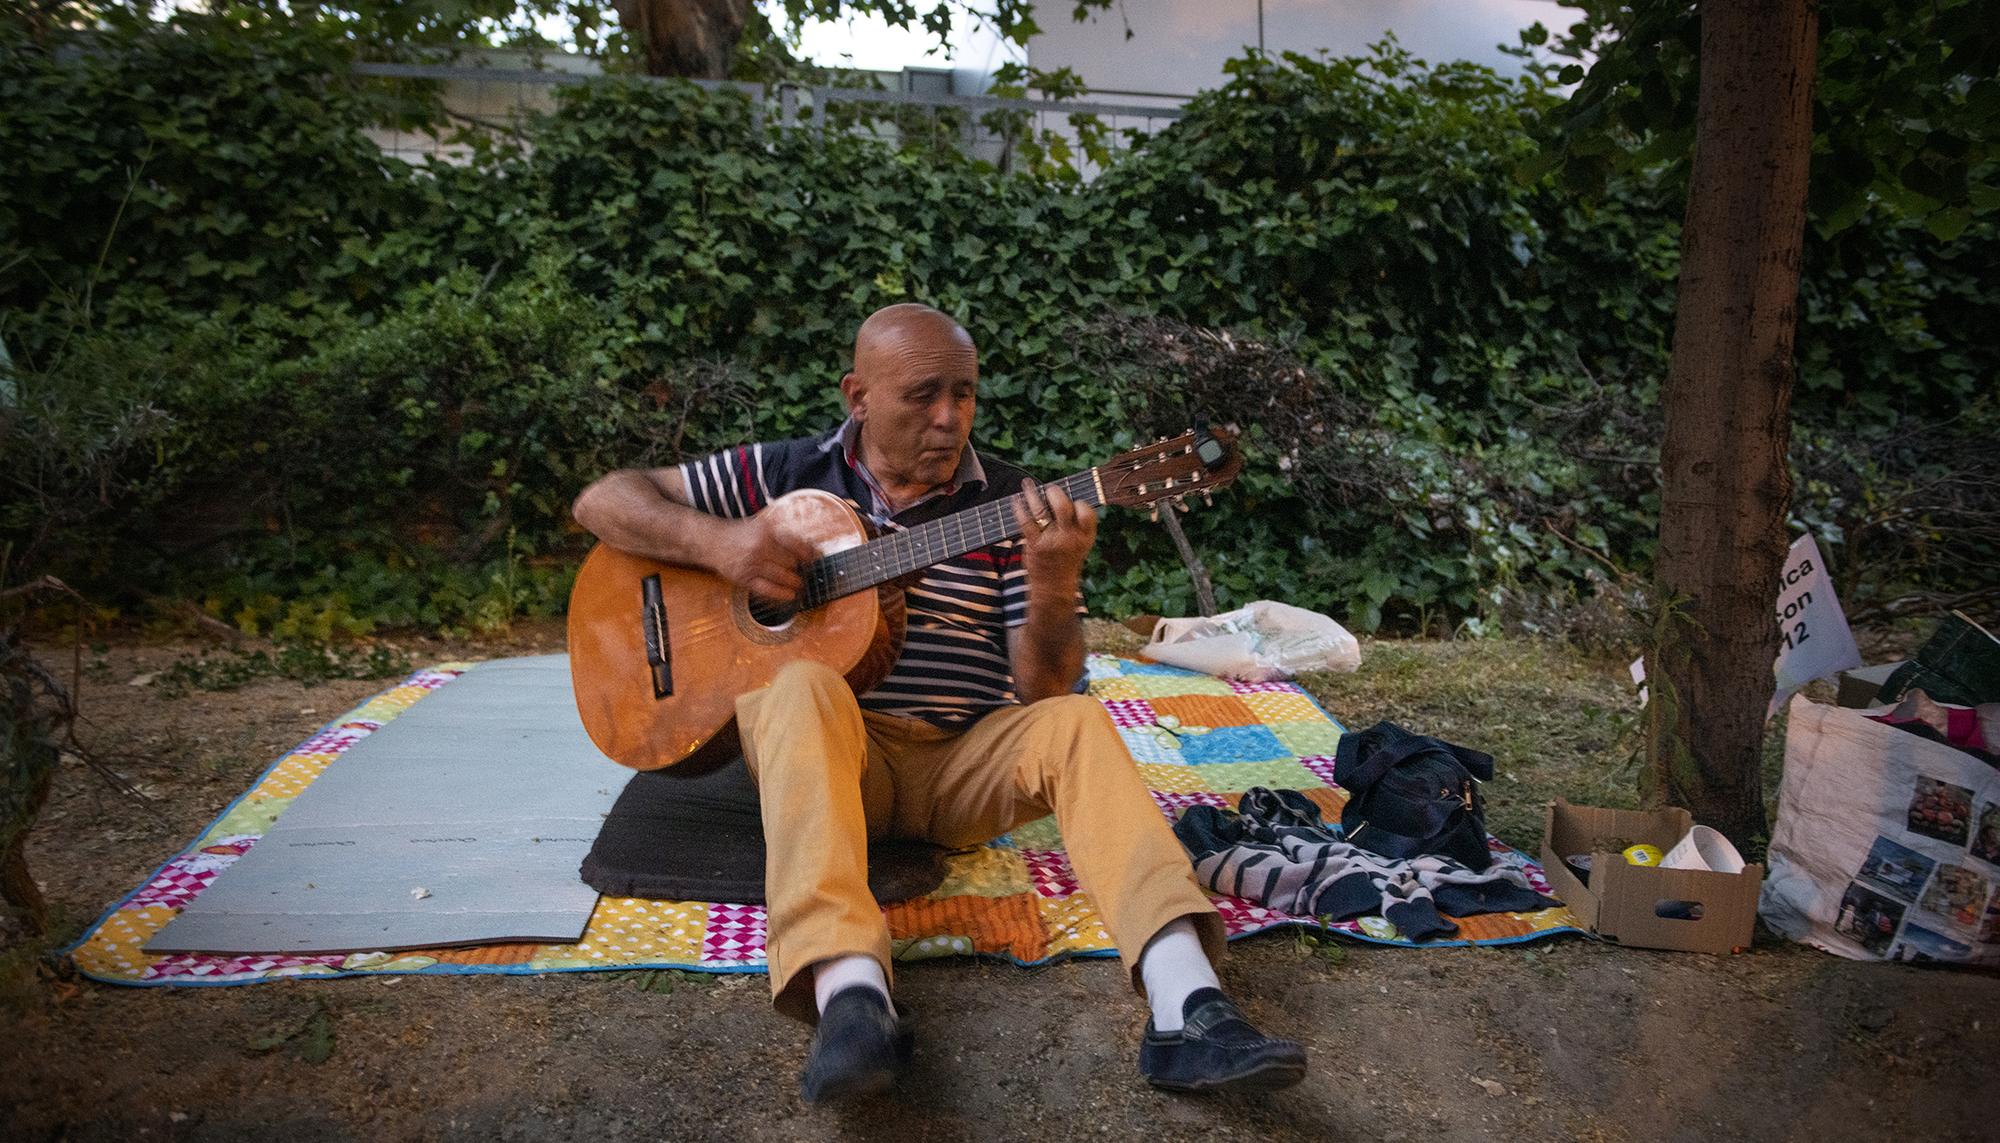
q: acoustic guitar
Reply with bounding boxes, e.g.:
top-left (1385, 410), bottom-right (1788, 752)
top-left (567, 425), bottom-right (1243, 771)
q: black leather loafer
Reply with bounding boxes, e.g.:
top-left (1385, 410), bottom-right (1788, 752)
top-left (799, 986), bottom-right (913, 1103)
top-left (1138, 987), bottom-right (1308, 1093)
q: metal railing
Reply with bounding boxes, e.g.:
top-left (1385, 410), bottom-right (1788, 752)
top-left (350, 61), bottom-right (1186, 175)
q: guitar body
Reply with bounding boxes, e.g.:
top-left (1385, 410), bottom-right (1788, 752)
top-left (567, 489), bottom-right (907, 771)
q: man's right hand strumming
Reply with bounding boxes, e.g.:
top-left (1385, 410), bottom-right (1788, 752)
top-left (717, 514), bottom-right (820, 604)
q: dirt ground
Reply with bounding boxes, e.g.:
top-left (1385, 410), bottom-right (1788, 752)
top-left (5, 627), bottom-right (1997, 1141)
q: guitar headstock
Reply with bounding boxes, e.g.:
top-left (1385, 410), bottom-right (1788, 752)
top-left (1095, 424), bottom-right (1243, 514)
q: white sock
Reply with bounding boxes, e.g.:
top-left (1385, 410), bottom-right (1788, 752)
top-left (1139, 917), bottom-right (1220, 1033)
top-left (812, 954), bottom-right (892, 1016)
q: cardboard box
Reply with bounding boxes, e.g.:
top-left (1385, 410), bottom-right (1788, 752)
top-left (1540, 799), bottom-right (1763, 954)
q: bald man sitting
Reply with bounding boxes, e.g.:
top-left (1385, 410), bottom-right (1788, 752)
top-left (573, 303), bottom-right (1306, 1101)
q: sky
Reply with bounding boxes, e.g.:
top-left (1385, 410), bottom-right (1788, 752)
top-left (773, 2), bottom-right (960, 72)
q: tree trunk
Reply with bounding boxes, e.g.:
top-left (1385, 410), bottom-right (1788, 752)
top-left (612, 0), bottom-right (754, 79)
top-left (1647, 0), bottom-right (1819, 844)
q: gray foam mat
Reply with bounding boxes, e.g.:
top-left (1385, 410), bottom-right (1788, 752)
top-left (147, 655), bottom-right (634, 954)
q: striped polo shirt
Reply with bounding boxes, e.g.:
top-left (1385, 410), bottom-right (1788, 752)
top-left (678, 420), bottom-right (1041, 730)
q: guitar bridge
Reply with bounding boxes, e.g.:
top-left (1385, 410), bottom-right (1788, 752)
top-left (641, 574), bottom-right (673, 699)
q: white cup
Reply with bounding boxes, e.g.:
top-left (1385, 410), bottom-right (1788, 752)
top-left (1661, 825), bottom-right (1746, 874)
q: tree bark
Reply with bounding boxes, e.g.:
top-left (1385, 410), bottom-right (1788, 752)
top-left (612, 0), bottom-right (755, 79)
top-left (1648, 0), bottom-right (1820, 843)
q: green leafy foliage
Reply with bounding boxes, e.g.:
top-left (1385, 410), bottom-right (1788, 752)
top-left (0, 11), bottom-right (433, 358)
top-left (2, 16), bottom-right (1991, 635)
top-left (1539, 1), bottom-right (2000, 229)
top-left (1293, 921), bottom-right (1350, 967)
top-left (152, 641), bottom-right (413, 699)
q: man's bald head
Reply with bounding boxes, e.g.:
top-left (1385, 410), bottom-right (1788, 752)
top-left (852, 303), bottom-right (974, 377)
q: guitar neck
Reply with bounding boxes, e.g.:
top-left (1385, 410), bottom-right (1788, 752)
top-left (798, 469), bottom-right (1104, 609)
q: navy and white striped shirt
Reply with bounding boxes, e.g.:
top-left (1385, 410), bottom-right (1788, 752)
top-left (678, 420), bottom-right (1043, 730)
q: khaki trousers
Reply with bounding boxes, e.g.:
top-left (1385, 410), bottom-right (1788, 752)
top-left (735, 659), bottom-right (1225, 1022)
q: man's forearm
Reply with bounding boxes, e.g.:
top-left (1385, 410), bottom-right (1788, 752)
top-left (572, 470), bottom-right (731, 572)
top-left (1015, 585), bottom-right (1087, 703)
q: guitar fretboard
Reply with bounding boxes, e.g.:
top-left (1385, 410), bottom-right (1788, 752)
top-left (797, 469), bottom-right (1102, 608)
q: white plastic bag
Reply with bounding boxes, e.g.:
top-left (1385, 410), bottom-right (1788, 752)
top-left (1144, 600), bottom-right (1361, 682)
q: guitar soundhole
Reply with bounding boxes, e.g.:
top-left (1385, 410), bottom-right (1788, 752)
top-left (746, 594), bottom-right (799, 631)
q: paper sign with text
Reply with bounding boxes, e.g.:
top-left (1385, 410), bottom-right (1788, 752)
top-left (1769, 533), bottom-right (1862, 716)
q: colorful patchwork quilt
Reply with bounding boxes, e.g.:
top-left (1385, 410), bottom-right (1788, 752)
top-left (68, 655), bottom-right (1582, 985)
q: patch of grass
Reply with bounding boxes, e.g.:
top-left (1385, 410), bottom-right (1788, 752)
top-left (1082, 617), bottom-right (1148, 657)
top-left (602, 968), bottom-right (718, 994)
top-left (154, 640), bottom-right (412, 698)
top-left (246, 997), bottom-right (338, 1064)
top-left (1293, 922), bottom-right (1350, 968)
top-left (1097, 633), bottom-right (1648, 853)
top-left (1517, 946), bottom-right (1568, 981)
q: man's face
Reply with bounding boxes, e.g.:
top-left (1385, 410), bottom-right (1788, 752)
top-left (846, 322), bottom-right (979, 492)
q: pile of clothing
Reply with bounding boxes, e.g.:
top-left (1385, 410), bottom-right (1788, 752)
top-left (1172, 721), bottom-right (1558, 941)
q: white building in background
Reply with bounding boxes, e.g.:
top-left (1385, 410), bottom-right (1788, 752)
top-left (1001, 0), bottom-right (1571, 96)
top-left (361, 49), bottom-right (603, 165)
top-left (786, 0), bottom-right (1573, 97)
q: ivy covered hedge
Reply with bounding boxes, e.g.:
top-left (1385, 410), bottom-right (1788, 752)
top-left (3, 14), bottom-right (1993, 636)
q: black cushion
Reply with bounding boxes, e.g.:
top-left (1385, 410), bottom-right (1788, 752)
top-left (580, 755), bottom-right (948, 904)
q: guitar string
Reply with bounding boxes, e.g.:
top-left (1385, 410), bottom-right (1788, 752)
top-left (652, 477), bottom-right (1096, 645)
top-left (632, 451), bottom-right (1220, 649)
top-left (636, 455), bottom-right (1215, 647)
top-left (651, 491), bottom-right (1037, 648)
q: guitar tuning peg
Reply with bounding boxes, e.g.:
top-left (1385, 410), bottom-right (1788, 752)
top-left (1176, 497), bottom-right (1191, 512)
top-left (1202, 491), bottom-right (1213, 507)
top-left (1148, 506), bottom-right (1160, 522)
